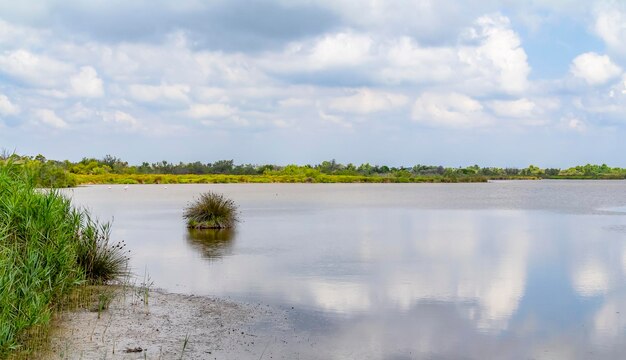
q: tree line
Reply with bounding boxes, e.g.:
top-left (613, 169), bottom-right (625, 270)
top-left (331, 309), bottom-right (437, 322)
top-left (2, 152), bottom-right (626, 187)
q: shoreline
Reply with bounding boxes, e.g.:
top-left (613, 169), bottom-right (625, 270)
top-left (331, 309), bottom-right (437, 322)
top-left (45, 287), bottom-right (296, 359)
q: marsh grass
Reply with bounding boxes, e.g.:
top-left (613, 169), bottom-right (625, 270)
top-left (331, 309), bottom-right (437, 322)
top-left (0, 162), bottom-right (129, 358)
top-left (183, 192), bottom-right (238, 229)
top-left (76, 218), bottom-right (129, 283)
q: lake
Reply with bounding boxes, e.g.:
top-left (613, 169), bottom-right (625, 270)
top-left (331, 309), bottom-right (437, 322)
top-left (66, 181), bottom-right (626, 359)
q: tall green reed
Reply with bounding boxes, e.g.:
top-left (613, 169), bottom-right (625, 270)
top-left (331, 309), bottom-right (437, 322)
top-left (0, 162), bottom-right (128, 357)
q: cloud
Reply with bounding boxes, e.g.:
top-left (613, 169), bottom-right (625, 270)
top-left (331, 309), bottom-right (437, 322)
top-left (458, 14), bottom-right (530, 94)
top-left (309, 32), bottom-right (373, 69)
top-left (328, 88), bottom-right (408, 114)
top-left (412, 92), bottom-right (491, 128)
top-left (318, 109), bottom-right (352, 128)
top-left (594, 5), bottom-right (626, 56)
top-left (187, 103), bottom-right (235, 119)
top-left (489, 98), bottom-right (536, 118)
top-left (379, 37), bottom-right (456, 84)
top-left (35, 109), bottom-right (68, 128)
top-left (0, 50), bottom-right (73, 87)
top-left (0, 0), bottom-right (338, 52)
top-left (559, 116), bottom-right (587, 133)
top-left (103, 110), bottom-right (141, 132)
top-left (570, 52), bottom-right (622, 86)
top-left (70, 66), bottom-right (104, 97)
top-left (278, 97), bottom-right (313, 108)
top-left (0, 1), bottom-right (624, 162)
top-left (0, 19), bottom-right (45, 48)
top-left (264, 13), bottom-right (530, 97)
top-left (0, 95), bottom-right (20, 116)
top-left (128, 83), bottom-right (190, 105)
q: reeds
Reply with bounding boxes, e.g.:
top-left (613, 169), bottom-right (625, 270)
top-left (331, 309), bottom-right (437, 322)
top-left (0, 162), bottom-right (129, 357)
top-left (183, 192), bottom-right (238, 229)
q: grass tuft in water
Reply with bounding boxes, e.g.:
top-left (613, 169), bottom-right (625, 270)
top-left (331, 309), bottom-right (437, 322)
top-left (183, 192), bottom-right (238, 229)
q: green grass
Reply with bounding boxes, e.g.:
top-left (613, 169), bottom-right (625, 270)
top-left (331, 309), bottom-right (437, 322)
top-left (184, 192), bottom-right (238, 229)
top-left (0, 162), bottom-right (129, 358)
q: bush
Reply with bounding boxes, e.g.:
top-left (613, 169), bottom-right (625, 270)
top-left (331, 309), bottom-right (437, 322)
top-left (75, 216), bottom-right (129, 283)
top-left (183, 192), bottom-right (238, 229)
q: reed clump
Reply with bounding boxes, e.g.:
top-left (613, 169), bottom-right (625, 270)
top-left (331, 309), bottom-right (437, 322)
top-left (0, 162), bottom-right (129, 358)
top-left (183, 192), bottom-right (238, 229)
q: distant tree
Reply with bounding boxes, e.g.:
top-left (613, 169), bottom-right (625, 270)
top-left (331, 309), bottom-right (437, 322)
top-left (210, 160), bottom-right (234, 174)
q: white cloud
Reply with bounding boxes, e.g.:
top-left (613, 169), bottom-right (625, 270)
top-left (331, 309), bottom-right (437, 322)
top-left (36, 89), bottom-right (68, 99)
top-left (570, 52), bottom-right (622, 86)
top-left (103, 110), bottom-right (141, 132)
top-left (269, 13), bottom-right (529, 97)
top-left (412, 92), bottom-right (491, 128)
top-left (0, 2), bottom-right (621, 158)
top-left (35, 109), bottom-right (67, 128)
top-left (559, 116), bottom-right (587, 132)
top-left (187, 103), bottom-right (235, 118)
top-left (318, 109), bottom-right (352, 128)
top-left (0, 49), bottom-right (72, 87)
top-left (0, 19), bottom-right (44, 48)
top-left (309, 32), bottom-right (373, 69)
top-left (328, 88), bottom-right (408, 114)
top-left (488, 98), bottom-right (560, 127)
top-left (380, 37), bottom-right (456, 84)
top-left (66, 102), bottom-right (98, 123)
top-left (594, 6), bottom-right (626, 56)
top-left (129, 83), bottom-right (190, 105)
top-left (70, 66), bottom-right (104, 97)
top-left (489, 98), bottom-right (536, 118)
top-left (0, 94), bottom-right (20, 116)
top-left (278, 97), bottom-right (313, 108)
top-left (458, 14), bottom-right (530, 94)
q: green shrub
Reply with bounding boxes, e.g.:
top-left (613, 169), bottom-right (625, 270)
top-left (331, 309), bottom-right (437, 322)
top-left (183, 192), bottom-right (238, 229)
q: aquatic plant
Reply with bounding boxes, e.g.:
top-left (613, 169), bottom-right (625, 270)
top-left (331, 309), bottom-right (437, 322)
top-left (0, 161), bottom-right (128, 357)
top-left (75, 216), bottom-right (130, 283)
top-left (183, 192), bottom-right (238, 229)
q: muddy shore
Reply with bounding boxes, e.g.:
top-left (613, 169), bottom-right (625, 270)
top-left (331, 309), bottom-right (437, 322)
top-left (45, 288), bottom-right (311, 359)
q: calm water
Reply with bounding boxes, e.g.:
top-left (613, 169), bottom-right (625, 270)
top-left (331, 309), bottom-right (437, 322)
top-left (66, 181), bottom-right (626, 359)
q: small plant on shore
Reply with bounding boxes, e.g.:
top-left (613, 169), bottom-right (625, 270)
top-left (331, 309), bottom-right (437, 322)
top-left (76, 216), bottom-right (130, 283)
top-left (183, 192), bottom-right (238, 229)
top-left (179, 332), bottom-right (190, 360)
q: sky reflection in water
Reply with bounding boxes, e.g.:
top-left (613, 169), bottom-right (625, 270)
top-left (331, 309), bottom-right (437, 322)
top-left (67, 182), bottom-right (626, 359)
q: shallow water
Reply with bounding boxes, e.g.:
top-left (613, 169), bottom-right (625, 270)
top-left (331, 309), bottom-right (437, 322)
top-left (66, 181), bottom-right (626, 359)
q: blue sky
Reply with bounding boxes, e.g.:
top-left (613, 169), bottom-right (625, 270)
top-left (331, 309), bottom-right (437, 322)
top-left (1, 0), bottom-right (625, 167)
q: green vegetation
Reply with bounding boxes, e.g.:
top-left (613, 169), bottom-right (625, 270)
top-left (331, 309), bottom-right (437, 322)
top-left (4, 152), bottom-right (626, 187)
top-left (0, 161), bottom-right (128, 357)
top-left (184, 192), bottom-right (238, 229)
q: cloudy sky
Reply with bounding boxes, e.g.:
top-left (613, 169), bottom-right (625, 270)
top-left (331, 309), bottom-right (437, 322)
top-left (1, 0), bottom-right (625, 167)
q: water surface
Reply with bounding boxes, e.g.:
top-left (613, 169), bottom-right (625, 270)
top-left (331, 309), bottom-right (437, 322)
top-left (67, 181), bottom-right (626, 359)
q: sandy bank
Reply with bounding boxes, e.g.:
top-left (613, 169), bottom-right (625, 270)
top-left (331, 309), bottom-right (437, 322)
top-left (45, 288), bottom-right (305, 359)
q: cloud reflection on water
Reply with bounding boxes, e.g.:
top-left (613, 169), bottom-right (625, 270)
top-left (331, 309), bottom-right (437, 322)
top-left (65, 183), bottom-right (626, 359)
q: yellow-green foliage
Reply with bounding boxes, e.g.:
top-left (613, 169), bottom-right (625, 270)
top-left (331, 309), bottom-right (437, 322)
top-left (74, 173), bottom-right (490, 185)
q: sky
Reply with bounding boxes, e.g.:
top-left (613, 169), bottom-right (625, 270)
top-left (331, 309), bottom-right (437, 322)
top-left (0, 0), bottom-right (625, 167)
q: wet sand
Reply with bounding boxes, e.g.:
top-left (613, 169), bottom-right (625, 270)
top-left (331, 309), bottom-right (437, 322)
top-left (46, 288), bottom-right (305, 359)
